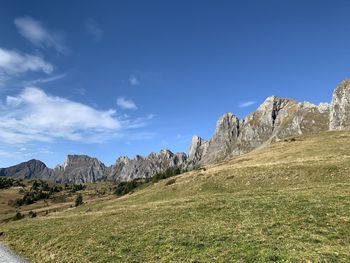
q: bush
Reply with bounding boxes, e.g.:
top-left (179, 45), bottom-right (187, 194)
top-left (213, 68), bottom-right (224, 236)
top-left (114, 181), bottom-right (142, 196)
top-left (28, 211), bottom-right (37, 218)
top-left (152, 167), bottom-right (183, 183)
top-left (165, 178), bottom-right (176, 186)
top-left (68, 184), bottom-right (86, 193)
top-left (0, 177), bottom-right (24, 189)
top-left (12, 180), bottom-right (62, 207)
top-left (13, 212), bottom-right (24, 220)
top-left (75, 194), bottom-right (83, 207)
top-left (114, 167), bottom-right (185, 196)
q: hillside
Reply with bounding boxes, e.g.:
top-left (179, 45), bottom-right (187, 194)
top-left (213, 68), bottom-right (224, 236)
top-left (0, 130), bottom-right (349, 262)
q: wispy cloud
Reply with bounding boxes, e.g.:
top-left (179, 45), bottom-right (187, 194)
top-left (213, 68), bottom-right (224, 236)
top-left (238, 101), bottom-right (256, 108)
top-left (75, 87), bottom-right (86, 96)
top-left (146, 114), bottom-right (156, 120)
top-left (85, 18), bottom-right (103, 42)
top-left (0, 87), bottom-right (122, 144)
top-left (0, 149), bottom-right (13, 157)
top-left (117, 97), bottom-right (137, 110)
top-left (113, 131), bottom-right (156, 141)
top-left (129, 75), bottom-right (140, 86)
top-left (0, 47), bottom-right (53, 86)
top-left (14, 16), bottom-right (67, 54)
top-left (22, 73), bottom-right (66, 86)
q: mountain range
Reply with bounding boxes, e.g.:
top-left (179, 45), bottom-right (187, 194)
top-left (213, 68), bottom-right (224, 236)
top-left (1, 79), bottom-right (350, 183)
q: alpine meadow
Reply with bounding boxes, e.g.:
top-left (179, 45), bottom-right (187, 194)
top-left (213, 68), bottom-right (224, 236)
top-left (1, 1), bottom-right (350, 262)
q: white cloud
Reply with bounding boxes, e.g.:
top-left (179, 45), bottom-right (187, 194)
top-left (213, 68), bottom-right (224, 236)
top-left (0, 149), bottom-right (13, 157)
top-left (22, 73), bottom-right (66, 86)
top-left (0, 48), bottom-right (53, 86)
top-left (0, 48), bottom-right (53, 75)
top-left (85, 19), bottom-right (103, 42)
top-left (238, 101), bottom-right (256, 108)
top-left (14, 16), bottom-right (67, 54)
top-left (117, 97), bottom-right (137, 110)
top-left (129, 75), bottom-right (140, 86)
top-left (0, 87), bottom-right (122, 144)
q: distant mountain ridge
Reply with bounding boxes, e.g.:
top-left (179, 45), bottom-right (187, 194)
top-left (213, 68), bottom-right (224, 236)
top-left (1, 79), bottom-right (350, 183)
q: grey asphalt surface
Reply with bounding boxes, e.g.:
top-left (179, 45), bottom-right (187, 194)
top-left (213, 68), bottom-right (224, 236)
top-left (0, 244), bottom-right (27, 263)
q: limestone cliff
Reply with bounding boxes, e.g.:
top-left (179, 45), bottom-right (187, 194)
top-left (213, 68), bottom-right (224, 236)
top-left (108, 150), bottom-right (187, 181)
top-left (189, 92), bottom-right (330, 166)
top-left (330, 79), bottom-right (350, 130)
top-left (51, 155), bottom-right (107, 183)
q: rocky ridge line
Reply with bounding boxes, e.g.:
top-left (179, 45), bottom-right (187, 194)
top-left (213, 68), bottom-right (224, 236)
top-left (1, 79), bottom-right (350, 183)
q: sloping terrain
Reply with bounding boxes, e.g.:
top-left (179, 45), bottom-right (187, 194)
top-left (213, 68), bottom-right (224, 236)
top-left (1, 131), bottom-right (350, 262)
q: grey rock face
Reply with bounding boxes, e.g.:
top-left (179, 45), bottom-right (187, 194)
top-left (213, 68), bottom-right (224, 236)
top-left (189, 95), bottom-right (330, 167)
top-left (0, 159), bottom-right (50, 179)
top-left (238, 96), bottom-right (295, 152)
top-left (108, 150), bottom-right (187, 181)
top-left (203, 113), bottom-right (240, 163)
top-left (188, 136), bottom-right (209, 168)
top-left (51, 155), bottom-right (107, 183)
top-left (188, 113), bottom-right (240, 167)
top-left (0, 150), bottom-right (187, 183)
top-left (330, 79), bottom-right (350, 130)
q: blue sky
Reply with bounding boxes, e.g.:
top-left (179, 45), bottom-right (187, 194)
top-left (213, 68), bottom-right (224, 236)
top-left (1, 0), bottom-right (350, 167)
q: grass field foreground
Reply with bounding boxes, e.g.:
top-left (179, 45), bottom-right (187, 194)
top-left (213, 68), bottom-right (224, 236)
top-left (1, 131), bottom-right (350, 262)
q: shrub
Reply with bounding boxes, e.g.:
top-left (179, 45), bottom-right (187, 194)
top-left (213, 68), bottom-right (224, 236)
top-left (12, 181), bottom-right (61, 207)
top-left (114, 167), bottom-right (184, 196)
top-left (75, 194), bottom-right (83, 207)
top-left (165, 178), bottom-right (176, 186)
top-left (114, 181), bottom-right (142, 196)
top-left (13, 212), bottom-right (24, 220)
top-left (70, 184), bottom-right (86, 193)
top-left (28, 211), bottom-right (37, 218)
top-left (152, 167), bottom-right (183, 183)
top-left (0, 177), bottom-right (25, 189)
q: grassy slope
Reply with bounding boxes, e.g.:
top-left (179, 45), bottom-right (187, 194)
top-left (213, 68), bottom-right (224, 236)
top-left (0, 181), bottom-right (115, 222)
top-left (1, 131), bottom-right (350, 262)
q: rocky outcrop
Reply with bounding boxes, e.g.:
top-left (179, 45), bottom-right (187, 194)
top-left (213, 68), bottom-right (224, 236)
top-left (108, 150), bottom-right (187, 181)
top-left (51, 155), bottom-right (107, 183)
top-left (0, 159), bottom-right (51, 179)
top-left (189, 95), bottom-right (331, 166)
top-left (330, 79), bottom-right (350, 130)
top-left (188, 113), bottom-right (240, 167)
top-left (238, 96), bottom-right (296, 153)
top-left (187, 136), bottom-right (209, 168)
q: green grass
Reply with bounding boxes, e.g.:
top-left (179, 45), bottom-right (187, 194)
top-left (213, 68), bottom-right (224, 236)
top-left (1, 131), bottom-right (350, 262)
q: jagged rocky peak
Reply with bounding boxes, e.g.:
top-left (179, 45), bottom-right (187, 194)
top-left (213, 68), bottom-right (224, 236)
top-left (330, 79), bottom-right (350, 130)
top-left (238, 96), bottom-right (294, 153)
top-left (200, 112), bottom-right (240, 164)
top-left (174, 152), bottom-right (188, 165)
top-left (188, 135), bottom-right (209, 167)
top-left (159, 149), bottom-right (173, 158)
top-left (318, 102), bottom-right (330, 113)
top-left (109, 149), bottom-right (188, 181)
top-left (214, 112), bottom-right (239, 133)
top-left (255, 96), bottom-right (296, 126)
top-left (115, 156), bottom-right (130, 165)
top-left (52, 154), bottom-right (106, 183)
top-left (190, 90), bottom-right (333, 167)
